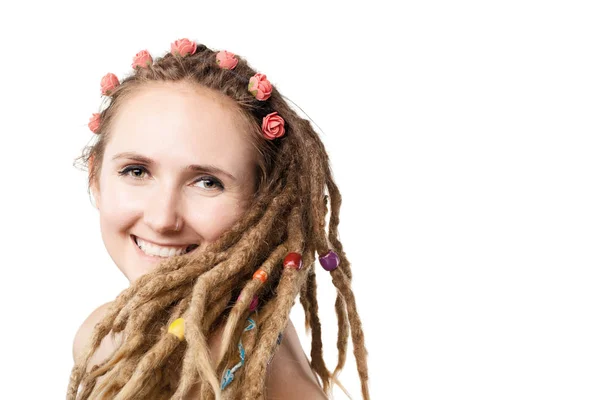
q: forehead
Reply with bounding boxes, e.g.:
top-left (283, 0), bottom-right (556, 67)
top-left (104, 81), bottom-right (256, 176)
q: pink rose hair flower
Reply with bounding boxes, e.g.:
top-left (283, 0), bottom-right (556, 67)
top-left (100, 73), bottom-right (120, 96)
top-left (262, 112), bottom-right (285, 140)
top-left (216, 50), bottom-right (238, 70)
top-left (170, 38), bottom-right (197, 57)
top-left (248, 73), bottom-right (273, 101)
top-left (88, 113), bottom-right (101, 134)
top-left (132, 50), bottom-right (153, 69)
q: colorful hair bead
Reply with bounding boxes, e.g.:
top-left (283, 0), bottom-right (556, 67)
top-left (253, 269), bottom-right (268, 283)
top-left (168, 318), bottom-right (185, 341)
top-left (283, 252), bottom-right (303, 270)
top-left (249, 295), bottom-right (259, 312)
top-left (318, 250), bottom-right (340, 271)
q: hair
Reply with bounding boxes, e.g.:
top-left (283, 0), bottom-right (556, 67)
top-left (67, 42), bottom-right (369, 400)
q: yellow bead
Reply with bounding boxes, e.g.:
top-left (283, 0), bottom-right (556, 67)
top-left (168, 318), bottom-right (185, 341)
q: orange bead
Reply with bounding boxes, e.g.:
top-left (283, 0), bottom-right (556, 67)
top-left (253, 269), bottom-right (268, 283)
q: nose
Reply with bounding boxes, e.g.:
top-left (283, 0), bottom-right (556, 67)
top-left (143, 184), bottom-right (183, 234)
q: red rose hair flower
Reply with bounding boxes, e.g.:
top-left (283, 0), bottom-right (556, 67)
top-left (100, 73), bottom-right (119, 96)
top-left (132, 50), bottom-right (153, 69)
top-left (170, 38), bottom-right (197, 57)
top-left (216, 50), bottom-right (238, 70)
top-left (248, 73), bottom-right (273, 101)
top-left (261, 112), bottom-right (285, 140)
top-left (88, 113), bottom-right (101, 134)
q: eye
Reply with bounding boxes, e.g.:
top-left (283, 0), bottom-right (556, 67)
top-left (118, 165), bottom-right (149, 180)
top-left (194, 176), bottom-right (224, 191)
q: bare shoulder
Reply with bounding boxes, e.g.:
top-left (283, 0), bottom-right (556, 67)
top-left (265, 320), bottom-right (329, 400)
top-left (72, 301), bottom-right (123, 370)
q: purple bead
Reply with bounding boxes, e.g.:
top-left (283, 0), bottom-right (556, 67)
top-left (319, 250), bottom-right (340, 271)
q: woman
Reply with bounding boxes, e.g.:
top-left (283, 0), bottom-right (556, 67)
top-left (68, 38), bottom-right (369, 400)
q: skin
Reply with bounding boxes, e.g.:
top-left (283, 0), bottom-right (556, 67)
top-left (73, 81), bottom-right (328, 398)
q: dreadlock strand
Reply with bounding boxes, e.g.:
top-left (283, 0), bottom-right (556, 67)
top-left (112, 334), bottom-right (182, 400)
top-left (114, 283), bottom-right (193, 332)
top-left (171, 209), bottom-right (291, 400)
top-left (304, 265), bottom-right (332, 392)
top-left (103, 292), bottom-right (230, 400)
top-left (86, 340), bottom-right (150, 399)
top-left (307, 157), bottom-right (330, 255)
top-left (74, 364), bottom-right (101, 400)
top-left (170, 342), bottom-right (197, 399)
top-left (82, 290), bottom-right (195, 399)
top-left (326, 176), bottom-right (353, 280)
top-left (221, 317), bottom-right (260, 399)
top-left (242, 259), bottom-right (312, 400)
top-left (330, 267), bottom-right (370, 400)
top-left (216, 242), bottom-right (290, 366)
top-left (183, 263), bottom-right (250, 399)
top-left (321, 184), bottom-right (352, 386)
top-left (180, 212), bottom-right (290, 397)
top-left (111, 256), bottom-right (214, 329)
top-left (242, 205), bottom-right (310, 398)
top-left (299, 278), bottom-right (313, 333)
top-left (171, 294), bottom-right (231, 399)
top-left (332, 293), bottom-right (350, 381)
top-left (83, 289), bottom-right (191, 387)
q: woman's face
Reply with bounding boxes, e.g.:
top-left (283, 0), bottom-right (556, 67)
top-left (93, 81), bottom-right (258, 284)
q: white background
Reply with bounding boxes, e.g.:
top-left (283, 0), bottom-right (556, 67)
top-left (0, 1), bottom-right (598, 399)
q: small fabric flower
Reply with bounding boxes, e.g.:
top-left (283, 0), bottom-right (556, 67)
top-left (248, 73), bottom-right (272, 101)
top-left (261, 112), bottom-right (285, 140)
top-left (216, 50), bottom-right (238, 70)
top-left (132, 50), bottom-right (153, 69)
top-left (170, 38), bottom-right (197, 57)
top-left (88, 113), bottom-right (101, 134)
top-left (100, 73), bottom-right (120, 96)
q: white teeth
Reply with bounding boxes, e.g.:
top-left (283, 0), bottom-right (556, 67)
top-left (135, 237), bottom-right (189, 258)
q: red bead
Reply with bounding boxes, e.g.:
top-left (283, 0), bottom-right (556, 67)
top-left (283, 252), bottom-right (303, 270)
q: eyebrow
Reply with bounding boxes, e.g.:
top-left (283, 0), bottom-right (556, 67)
top-left (111, 152), bottom-right (236, 181)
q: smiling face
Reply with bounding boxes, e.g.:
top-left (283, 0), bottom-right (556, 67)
top-left (92, 81), bottom-right (259, 284)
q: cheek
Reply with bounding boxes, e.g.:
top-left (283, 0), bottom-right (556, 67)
top-left (97, 180), bottom-right (143, 233)
top-left (188, 198), bottom-right (248, 241)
